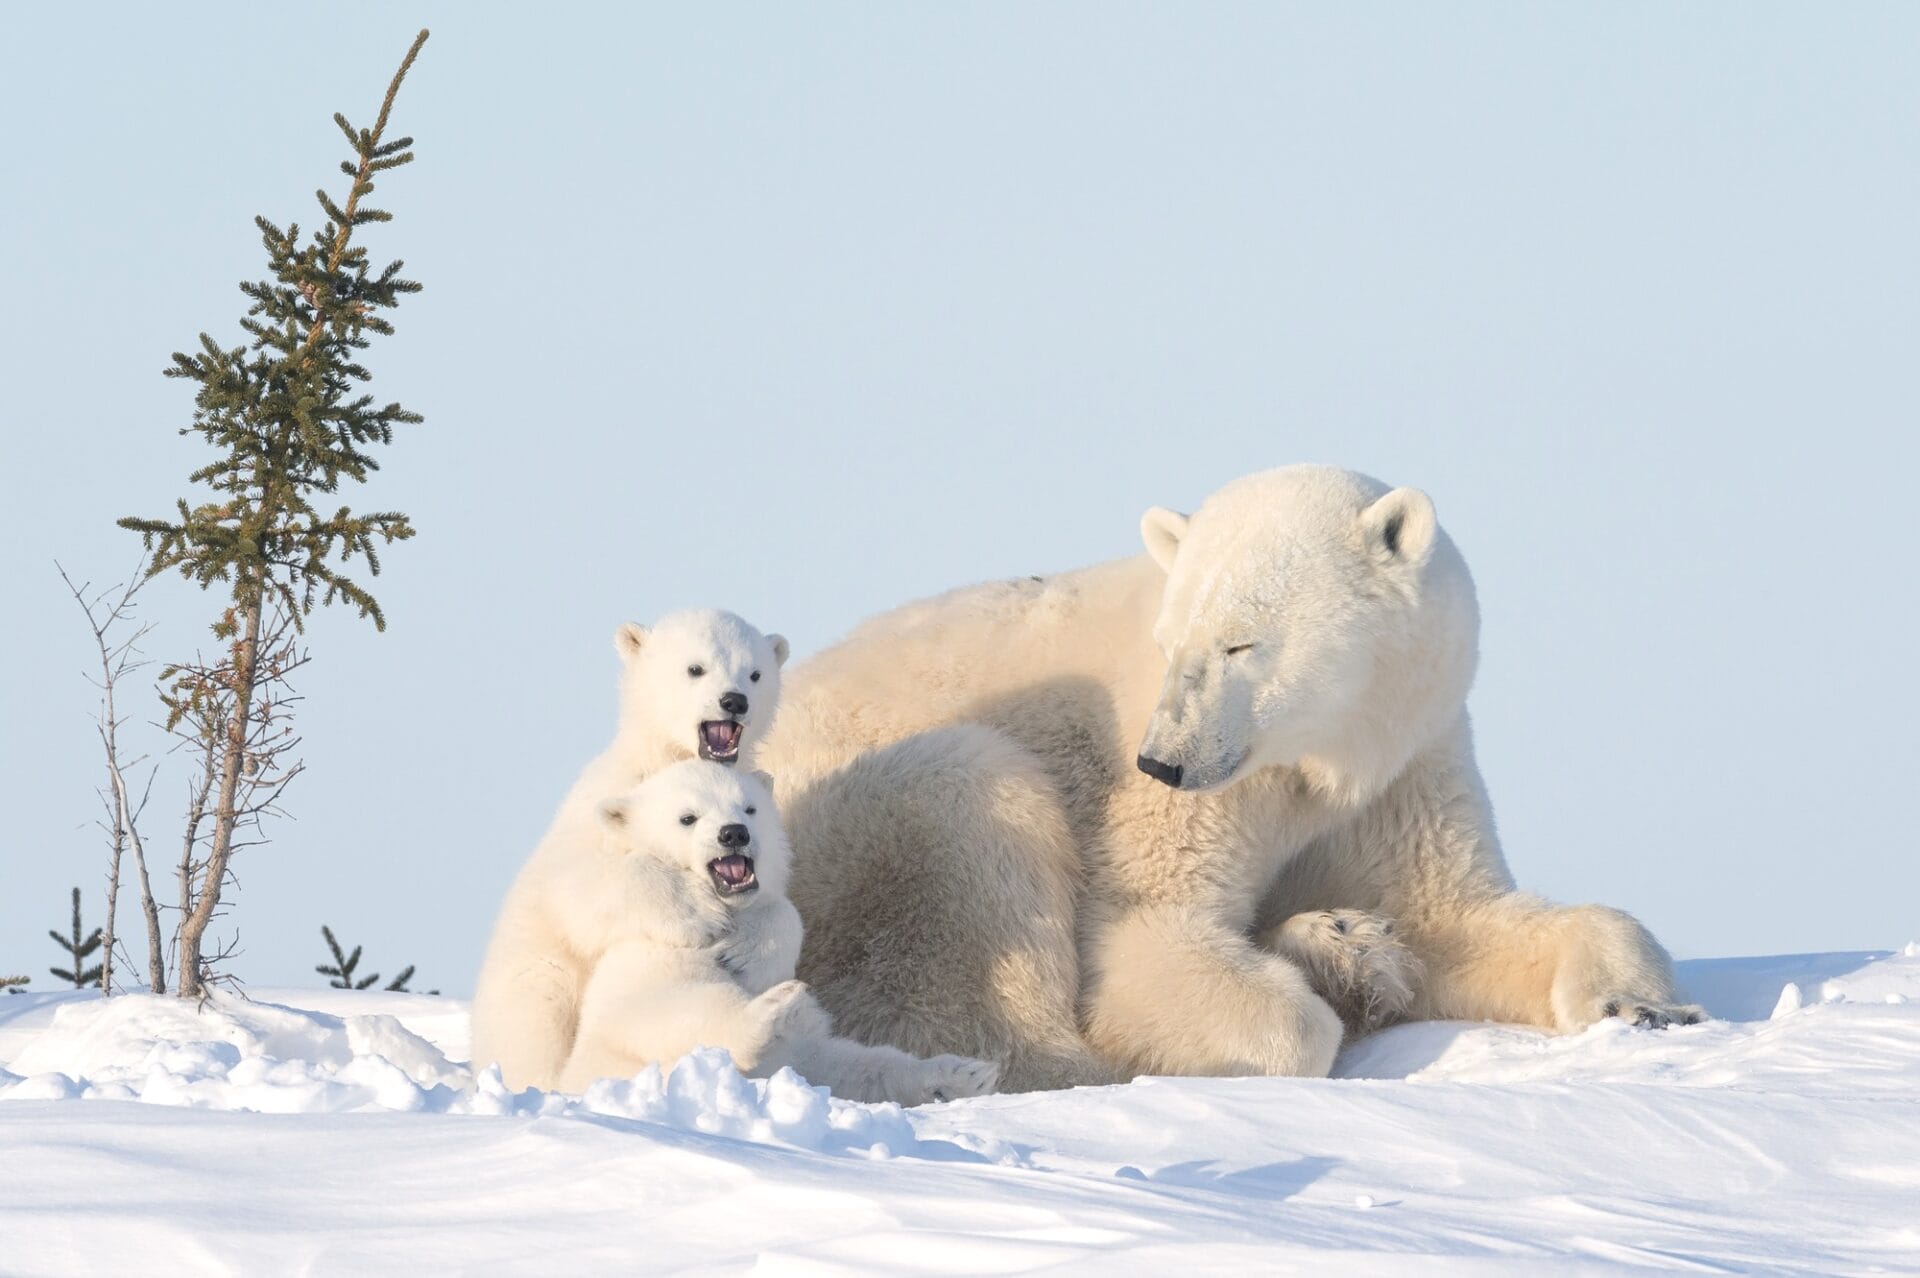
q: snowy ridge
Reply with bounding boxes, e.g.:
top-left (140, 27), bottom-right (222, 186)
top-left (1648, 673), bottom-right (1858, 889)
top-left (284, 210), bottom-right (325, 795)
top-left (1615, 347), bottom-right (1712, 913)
top-left (3, 947), bottom-right (1918, 1274)
top-left (0, 994), bottom-right (1004, 1164)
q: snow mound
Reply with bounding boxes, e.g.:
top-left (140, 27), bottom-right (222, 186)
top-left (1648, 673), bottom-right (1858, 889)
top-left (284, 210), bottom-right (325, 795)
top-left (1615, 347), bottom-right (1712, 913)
top-left (1, 993), bottom-right (459, 1113)
top-left (0, 992), bottom-right (1001, 1162)
top-left (4, 949), bottom-right (1919, 1273)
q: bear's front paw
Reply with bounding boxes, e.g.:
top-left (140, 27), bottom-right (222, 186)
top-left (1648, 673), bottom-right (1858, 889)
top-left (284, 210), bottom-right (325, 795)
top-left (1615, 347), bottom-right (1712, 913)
top-left (1594, 997), bottom-right (1708, 1030)
top-left (923, 1054), bottom-right (1000, 1103)
top-left (1265, 909), bottom-right (1422, 1037)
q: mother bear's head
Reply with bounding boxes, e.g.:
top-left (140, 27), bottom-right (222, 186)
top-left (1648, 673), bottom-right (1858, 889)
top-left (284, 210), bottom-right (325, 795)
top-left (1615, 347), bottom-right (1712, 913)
top-left (1134, 464), bottom-right (1481, 800)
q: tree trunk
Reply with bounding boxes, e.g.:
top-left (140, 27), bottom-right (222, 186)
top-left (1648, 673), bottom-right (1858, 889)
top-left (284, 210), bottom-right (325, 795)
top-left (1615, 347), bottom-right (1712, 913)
top-left (175, 588), bottom-right (263, 1000)
top-left (101, 834), bottom-right (121, 996)
top-left (174, 729), bottom-right (217, 994)
top-left (137, 856), bottom-right (166, 994)
top-left (175, 822), bottom-right (193, 991)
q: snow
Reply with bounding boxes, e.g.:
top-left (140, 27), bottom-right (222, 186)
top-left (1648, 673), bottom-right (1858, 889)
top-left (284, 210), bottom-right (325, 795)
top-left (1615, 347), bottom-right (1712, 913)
top-left (4, 948), bottom-right (1918, 1274)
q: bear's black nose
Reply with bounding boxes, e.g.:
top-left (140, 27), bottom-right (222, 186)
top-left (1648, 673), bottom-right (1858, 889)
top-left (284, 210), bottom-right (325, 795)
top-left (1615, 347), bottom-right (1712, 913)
top-left (718, 691), bottom-right (748, 716)
top-left (717, 822), bottom-right (751, 849)
top-left (1136, 754), bottom-right (1183, 788)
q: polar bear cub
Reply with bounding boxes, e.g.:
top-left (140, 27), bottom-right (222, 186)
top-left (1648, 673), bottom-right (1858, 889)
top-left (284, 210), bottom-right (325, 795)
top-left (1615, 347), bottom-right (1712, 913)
top-left (558, 761), bottom-right (1000, 1104)
top-left (564, 609), bottom-right (792, 818)
top-left (470, 610), bottom-right (790, 1090)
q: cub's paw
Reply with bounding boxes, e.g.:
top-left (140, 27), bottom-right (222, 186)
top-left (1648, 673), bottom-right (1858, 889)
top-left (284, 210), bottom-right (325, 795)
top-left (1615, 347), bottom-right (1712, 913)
top-left (920, 1054), bottom-right (1000, 1104)
top-left (750, 979), bottom-right (820, 1039)
top-left (1594, 997), bottom-right (1709, 1030)
top-left (1266, 909), bottom-right (1422, 1037)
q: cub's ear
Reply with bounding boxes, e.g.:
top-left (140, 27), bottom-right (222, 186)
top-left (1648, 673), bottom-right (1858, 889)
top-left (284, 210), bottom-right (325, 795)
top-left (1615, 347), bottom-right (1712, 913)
top-left (1140, 507), bottom-right (1190, 573)
top-left (598, 797), bottom-right (632, 830)
top-left (613, 622), bottom-right (648, 662)
top-left (1360, 487), bottom-right (1438, 570)
top-left (747, 768), bottom-right (777, 792)
top-left (768, 634), bottom-right (791, 667)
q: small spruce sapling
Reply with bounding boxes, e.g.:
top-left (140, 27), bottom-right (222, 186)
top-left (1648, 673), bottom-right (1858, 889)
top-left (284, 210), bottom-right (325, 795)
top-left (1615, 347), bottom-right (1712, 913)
top-left (1, 976), bottom-right (28, 995)
top-left (317, 925), bottom-right (379, 989)
top-left (119, 31), bottom-right (432, 999)
top-left (50, 888), bottom-right (105, 989)
top-left (315, 925), bottom-right (430, 992)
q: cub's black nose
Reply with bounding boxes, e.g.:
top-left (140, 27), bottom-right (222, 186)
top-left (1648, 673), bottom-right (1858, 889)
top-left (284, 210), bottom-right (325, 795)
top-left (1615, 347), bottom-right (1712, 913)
top-left (1136, 754), bottom-right (1183, 788)
top-left (717, 822), bottom-right (751, 849)
top-left (718, 691), bottom-right (749, 716)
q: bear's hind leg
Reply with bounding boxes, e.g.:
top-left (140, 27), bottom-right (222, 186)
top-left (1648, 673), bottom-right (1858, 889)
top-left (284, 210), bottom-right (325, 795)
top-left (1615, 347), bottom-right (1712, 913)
top-left (781, 725), bottom-right (1113, 1092)
top-left (470, 943), bottom-right (581, 1091)
top-left (780, 1030), bottom-right (1000, 1105)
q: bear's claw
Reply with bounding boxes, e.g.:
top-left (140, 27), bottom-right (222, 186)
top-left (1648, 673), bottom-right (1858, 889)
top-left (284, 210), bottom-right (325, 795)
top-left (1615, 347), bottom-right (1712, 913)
top-left (1602, 999), bottom-right (1708, 1030)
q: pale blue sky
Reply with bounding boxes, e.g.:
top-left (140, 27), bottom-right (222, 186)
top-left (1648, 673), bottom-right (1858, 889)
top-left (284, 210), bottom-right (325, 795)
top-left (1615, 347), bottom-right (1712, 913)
top-left (2, 4), bottom-right (1914, 994)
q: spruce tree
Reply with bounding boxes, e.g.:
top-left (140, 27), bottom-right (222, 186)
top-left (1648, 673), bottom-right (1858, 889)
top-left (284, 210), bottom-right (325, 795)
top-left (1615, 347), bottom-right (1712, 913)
top-left (119, 31), bottom-right (431, 998)
top-left (50, 888), bottom-right (105, 989)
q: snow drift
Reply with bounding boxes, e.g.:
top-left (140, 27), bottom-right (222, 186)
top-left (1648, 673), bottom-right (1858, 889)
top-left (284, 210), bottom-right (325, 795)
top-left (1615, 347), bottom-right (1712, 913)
top-left (3, 946), bottom-right (1917, 1273)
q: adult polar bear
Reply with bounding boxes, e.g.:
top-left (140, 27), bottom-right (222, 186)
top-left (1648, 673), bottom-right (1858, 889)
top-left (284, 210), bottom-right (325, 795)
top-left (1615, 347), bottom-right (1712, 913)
top-left (756, 464), bottom-right (1699, 1090)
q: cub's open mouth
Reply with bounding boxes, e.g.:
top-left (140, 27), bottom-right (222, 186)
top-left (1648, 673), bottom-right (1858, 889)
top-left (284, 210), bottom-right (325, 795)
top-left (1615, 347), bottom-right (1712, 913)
top-left (698, 720), bottom-right (743, 762)
top-left (708, 854), bottom-right (757, 895)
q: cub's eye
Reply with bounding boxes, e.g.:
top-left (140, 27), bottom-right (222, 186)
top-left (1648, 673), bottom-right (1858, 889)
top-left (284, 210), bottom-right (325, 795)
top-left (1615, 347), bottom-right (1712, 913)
top-left (1224, 643), bottom-right (1255, 656)
top-left (749, 670), bottom-right (761, 683)
top-left (678, 813), bottom-right (697, 826)
top-left (744, 805), bottom-right (757, 816)
top-left (687, 664), bottom-right (705, 678)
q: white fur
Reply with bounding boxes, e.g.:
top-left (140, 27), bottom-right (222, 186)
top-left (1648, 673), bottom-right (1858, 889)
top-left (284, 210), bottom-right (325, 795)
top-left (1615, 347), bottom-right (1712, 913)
top-left (470, 609), bottom-right (789, 1089)
top-left (557, 763), bottom-right (999, 1103)
top-left (759, 464), bottom-right (1700, 1088)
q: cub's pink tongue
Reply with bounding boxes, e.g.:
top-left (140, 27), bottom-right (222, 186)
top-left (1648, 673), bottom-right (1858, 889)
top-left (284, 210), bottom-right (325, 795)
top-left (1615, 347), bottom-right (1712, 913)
top-left (712, 854), bottom-right (753, 885)
top-left (701, 721), bottom-right (742, 754)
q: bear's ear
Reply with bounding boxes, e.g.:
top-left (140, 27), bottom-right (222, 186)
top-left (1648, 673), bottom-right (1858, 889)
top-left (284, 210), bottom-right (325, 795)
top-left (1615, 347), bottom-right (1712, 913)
top-left (747, 768), bottom-right (776, 792)
top-left (1140, 507), bottom-right (1190, 572)
top-left (768, 634), bottom-right (791, 667)
top-left (1360, 487), bottom-right (1437, 570)
top-left (598, 797), bottom-right (632, 830)
top-left (613, 622), bottom-right (648, 662)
